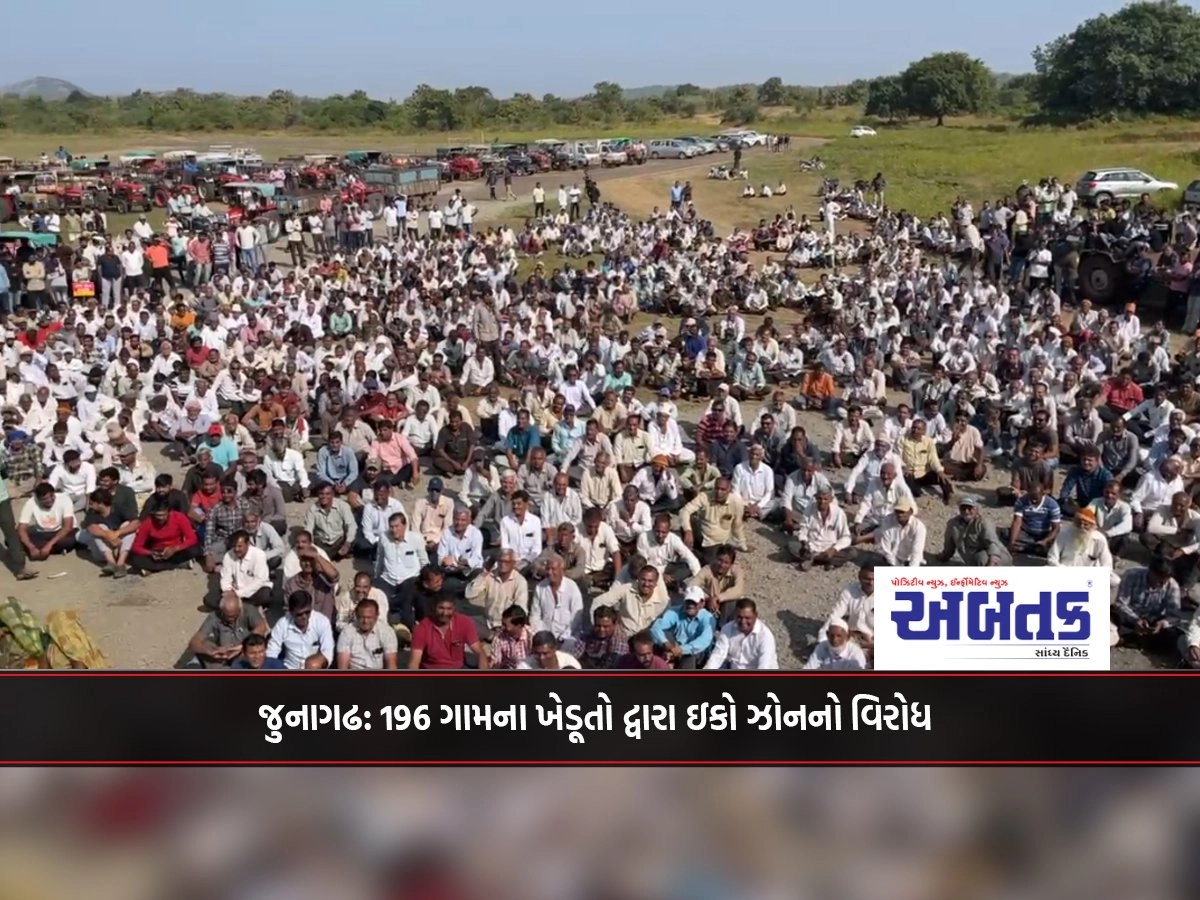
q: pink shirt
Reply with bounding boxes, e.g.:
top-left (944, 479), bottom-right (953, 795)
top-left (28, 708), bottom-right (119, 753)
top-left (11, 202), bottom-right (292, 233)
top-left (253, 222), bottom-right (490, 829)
top-left (370, 433), bottom-right (417, 472)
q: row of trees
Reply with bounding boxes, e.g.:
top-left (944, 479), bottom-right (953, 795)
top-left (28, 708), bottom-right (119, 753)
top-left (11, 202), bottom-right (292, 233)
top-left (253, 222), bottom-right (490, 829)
top-left (0, 1), bottom-right (1192, 133)
top-left (864, 0), bottom-right (1200, 123)
top-left (0, 77), bottom-right (876, 135)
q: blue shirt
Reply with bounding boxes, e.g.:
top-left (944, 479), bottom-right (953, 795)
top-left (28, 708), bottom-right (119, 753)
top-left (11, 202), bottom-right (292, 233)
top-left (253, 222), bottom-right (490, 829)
top-left (1058, 465), bottom-right (1111, 509)
top-left (504, 425), bottom-right (540, 461)
top-left (209, 437), bottom-right (239, 470)
top-left (231, 658), bottom-right (286, 669)
top-left (316, 444), bottom-right (359, 486)
top-left (650, 605), bottom-right (716, 656)
top-left (1014, 494), bottom-right (1062, 537)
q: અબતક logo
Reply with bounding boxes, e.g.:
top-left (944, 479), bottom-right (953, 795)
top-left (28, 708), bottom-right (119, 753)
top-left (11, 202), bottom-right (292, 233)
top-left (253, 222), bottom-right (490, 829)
top-left (874, 567), bottom-right (1111, 671)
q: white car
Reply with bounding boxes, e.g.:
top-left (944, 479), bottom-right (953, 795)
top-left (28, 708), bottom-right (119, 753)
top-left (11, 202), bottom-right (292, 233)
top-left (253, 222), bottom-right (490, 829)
top-left (850, 126), bottom-right (877, 138)
top-left (721, 129), bottom-right (767, 147)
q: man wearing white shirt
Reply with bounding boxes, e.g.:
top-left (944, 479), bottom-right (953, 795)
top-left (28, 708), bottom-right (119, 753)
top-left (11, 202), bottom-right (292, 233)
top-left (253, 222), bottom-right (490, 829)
top-left (853, 463), bottom-right (913, 535)
top-left (529, 554), bottom-right (585, 653)
top-left (356, 481), bottom-right (406, 557)
top-left (1088, 480), bottom-right (1133, 556)
top-left (460, 347), bottom-right (495, 394)
top-left (499, 490), bottom-right (543, 572)
top-left (636, 512), bottom-right (701, 586)
top-left (219, 530), bottom-right (272, 607)
top-left (804, 617), bottom-right (868, 670)
top-left (262, 437), bottom-right (310, 501)
top-left (844, 439), bottom-right (905, 502)
top-left (874, 499), bottom-right (927, 567)
top-left (48, 449), bottom-right (96, 511)
top-left (731, 444), bottom-right (777, 520)
top-left (374, 512), bottom-right (430, 627)
top-left (646, 407), bottom-right (695, 464)
top-left (267, 591), bottom-right (334, 669)
top-left (818, 566), bottom-right (875, 643)
top-left (704, 599), bottom-right (779, 670)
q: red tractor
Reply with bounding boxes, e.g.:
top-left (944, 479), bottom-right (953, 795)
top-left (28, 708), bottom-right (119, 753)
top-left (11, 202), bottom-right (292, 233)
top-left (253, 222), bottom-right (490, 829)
top-left (447, 155), bottom-right (483, 180)
top-left (339, 180), bottom-right (386, 214)
top-left (108, 178), bottom-right (153, 212)
top-left (298, 165), bottom-right (335, 189)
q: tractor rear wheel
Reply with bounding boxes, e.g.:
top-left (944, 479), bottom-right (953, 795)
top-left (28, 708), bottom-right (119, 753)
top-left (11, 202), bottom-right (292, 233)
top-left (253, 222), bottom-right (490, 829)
top-left (1078, 253), bottom-right (1119, 306)
top-left (114, 198), bottom-right (129, 214)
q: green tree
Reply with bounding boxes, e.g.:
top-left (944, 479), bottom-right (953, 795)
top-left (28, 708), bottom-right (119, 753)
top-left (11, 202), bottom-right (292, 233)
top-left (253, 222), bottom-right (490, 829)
top-left (1033, 0), bottom-right (1200, 118)
top-left (899, 51), bottom-right (993, 125)
top-left (757, 76), bottom-right (786, 106)
top-left (590, 81), bottom-right (625, 119)
top-left (863, 75), bottom-right (906, 121)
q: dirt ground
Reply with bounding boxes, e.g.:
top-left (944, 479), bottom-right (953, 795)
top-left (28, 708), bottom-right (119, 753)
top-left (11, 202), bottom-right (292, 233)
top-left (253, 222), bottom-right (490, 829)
top-left (2, 141), bottom-right (1156, 670)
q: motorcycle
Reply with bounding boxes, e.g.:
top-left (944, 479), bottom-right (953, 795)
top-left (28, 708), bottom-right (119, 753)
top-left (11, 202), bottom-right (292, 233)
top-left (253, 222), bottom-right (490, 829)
top-left (799, 156), bottom-right (825, 172)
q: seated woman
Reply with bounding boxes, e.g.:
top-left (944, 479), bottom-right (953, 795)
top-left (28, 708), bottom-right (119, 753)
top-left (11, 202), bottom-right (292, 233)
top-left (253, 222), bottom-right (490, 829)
top-left (742, 184), bottom-right (756, 198)
top-left (760, 184), bottom-right (773, 198)
top-left (776, 182), bottom-right (788, 196)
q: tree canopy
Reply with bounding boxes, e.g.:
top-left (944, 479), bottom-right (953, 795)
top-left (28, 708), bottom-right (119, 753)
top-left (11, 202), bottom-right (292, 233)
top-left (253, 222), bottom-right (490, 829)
top-left (1033, 0), bottom-right (1200, 118)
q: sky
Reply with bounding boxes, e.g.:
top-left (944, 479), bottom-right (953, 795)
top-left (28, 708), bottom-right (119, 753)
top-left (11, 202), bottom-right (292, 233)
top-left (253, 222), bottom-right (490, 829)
top-left (0, 0), bottom-right (1146, 99)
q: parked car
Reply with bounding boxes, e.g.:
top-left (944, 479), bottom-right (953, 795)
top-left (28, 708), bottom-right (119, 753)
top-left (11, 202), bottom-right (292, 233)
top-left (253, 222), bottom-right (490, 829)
top-left (678, 137), bottom-right (717, 155)
top-left (598, 141), bottom-right (629, 167)
top-left (647, 139), bottom-right (697, 160)
top-left (1075, 168), bottom-right (1179, 205)
top-left (720, 130), bottom-right (767, 147)
top-left (707, 135), bottom-right (734, 152)
top-left (1183, 179), bottom-right (1200, 209)
top-left (850, 125), bottom-right (877, 138)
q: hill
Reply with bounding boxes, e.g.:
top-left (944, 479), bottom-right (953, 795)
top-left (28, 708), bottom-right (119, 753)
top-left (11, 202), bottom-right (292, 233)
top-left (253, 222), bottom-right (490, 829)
top-left (0, 76), bottom-right (90, 101)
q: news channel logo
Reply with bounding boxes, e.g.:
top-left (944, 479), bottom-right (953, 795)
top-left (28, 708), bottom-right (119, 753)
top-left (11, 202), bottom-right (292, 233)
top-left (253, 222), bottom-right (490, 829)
top-left (874, 567), bottom-right (1111, 670)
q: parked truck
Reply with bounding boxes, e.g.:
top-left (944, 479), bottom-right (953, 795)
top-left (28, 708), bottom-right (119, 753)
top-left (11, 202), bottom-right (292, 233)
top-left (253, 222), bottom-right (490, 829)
top-left (362, 163), bottom-right (442, 201)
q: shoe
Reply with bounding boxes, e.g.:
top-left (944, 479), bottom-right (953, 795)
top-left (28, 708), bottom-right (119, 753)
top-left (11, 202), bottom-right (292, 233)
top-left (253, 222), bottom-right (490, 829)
top-left (14, 570), bottom-right (36, 581)
top-left (113, 565), bottom-right (128, 579)
top-left (186, 559), bottom-right (195, 570)
top-left (100, 564), bottom-right (115, 577)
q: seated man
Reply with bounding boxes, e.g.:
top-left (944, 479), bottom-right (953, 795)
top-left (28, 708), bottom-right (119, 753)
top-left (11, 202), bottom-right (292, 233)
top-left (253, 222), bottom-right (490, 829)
top-left (77, 487), bottom-right (139, 577)
top-left (304, 482), bottom-right (357, 560)
top-left (489, 605), bottom-right (534, 670)
top-left (517, 629), bottom-right (582, 669)
top-left (899, 418), bottom-right (953, 504)
top-left (267, 589), bottom-right (335, 670)
top-left (187, 591), bottom-right (268, 669)
top-left (649, 585), bottom-right (716, 669)
top-left (17, 482), bottom-right (78, 563)
top-left (703, 598), bottom-right (779, 670)
top-left (230, 633), bottom-right (286, 669)
top-left (335, 596), bottom-right (400, 671)
top-left (575, 604), bottom-right (628, 670)
top-left (1048, 507), bottom-right (1114, 575)
top-left (1008, 479), bottom-right (1062, 557)
top-left (688, 544), bottom-right (746, 624)
top-left (355, 480), bottom-right (405, 558)
top-left (129, 499), bottom-right (202, 575)
top-left (791, 489), bottom-right (852, 571)
top-left (935, 495), bottom-right (1012, 566)
top-left (219, 529), bottom-right (274, 610)
top-left (1112, 559), bottom-right (1182, 654)
top-left (1057, 445), bottom-right (1111, 518)
top-left (1141, 490), bottom-right (1200, 592)
top-left (803, 617), bottom-right (868, 670)
top-left (874, 498), bottom-right (926, 567)
top-left (941, 409), bottom-right (987, 482)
